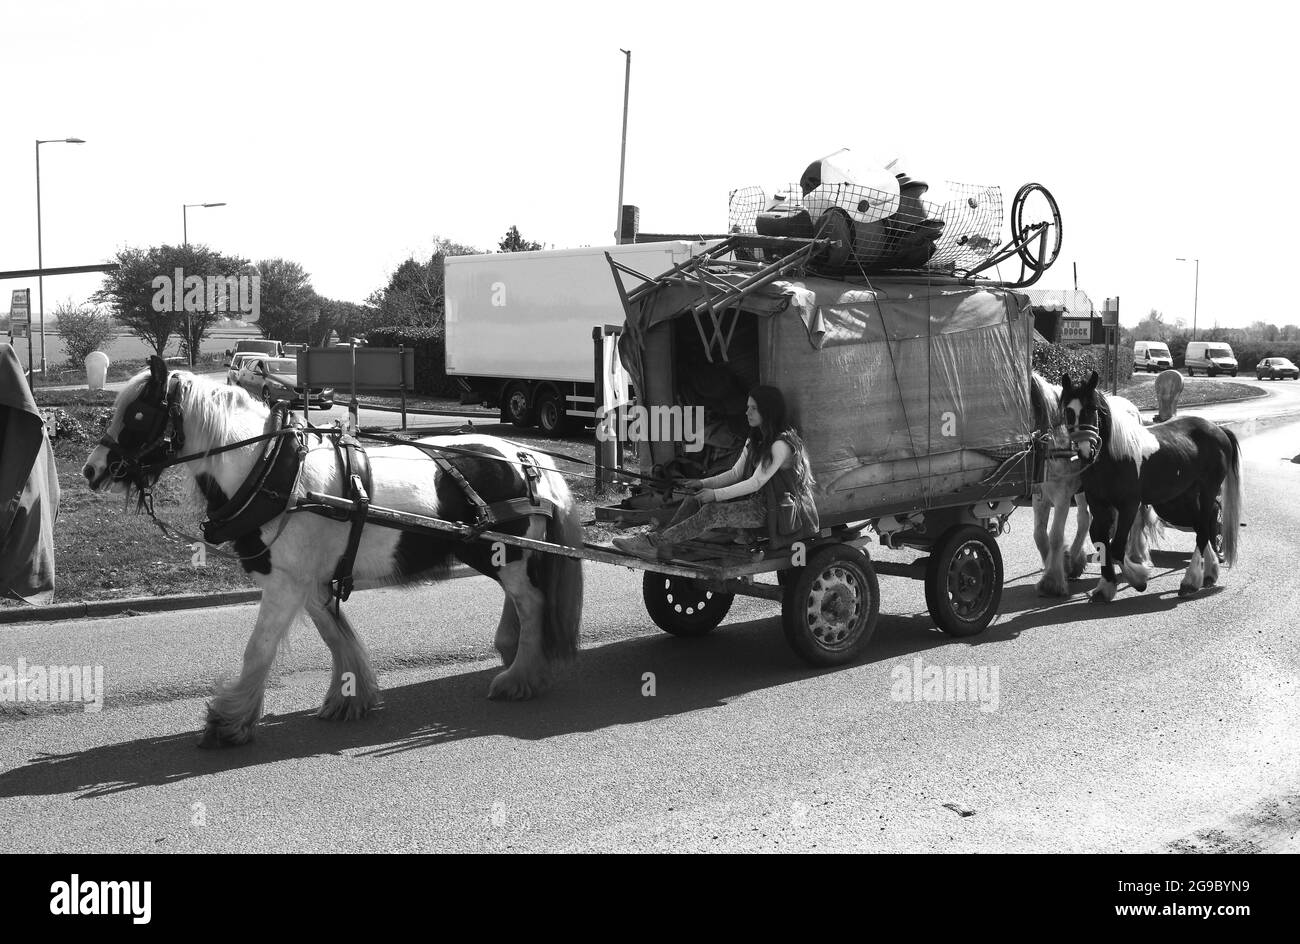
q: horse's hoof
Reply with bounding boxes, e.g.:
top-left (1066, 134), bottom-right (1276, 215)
top-left (488, 669), bottom-right (542, 701)
top-left (317, 695), bottom-right (377, 721)
top-left (1178, 585), bottom-right (1200, 598)
top-left (1130, 578), bottom-right (1148, 593)
top-left (1202, 574), bottom-right (1218, 588)
top-left (197, 724), bottom-right (251, 749)
top-left (1088, 591), bottom-right (1110, 604)
top-left (1036, 577), bottom-right (1067, 597)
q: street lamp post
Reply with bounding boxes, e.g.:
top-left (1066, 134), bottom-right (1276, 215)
top-left (181, 202), bottom-right (227, 367)
top-left (1176, 257), bottom-right (1199, 341)
top-left (35, 137), bottom-right (86, 376)
top-left (183, 201), bottom-right (226, 247)
top-left (615, 49), bottom-right (631, 244)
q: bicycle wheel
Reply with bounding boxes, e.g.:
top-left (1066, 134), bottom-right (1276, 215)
top-left (1011, 183), bottom-right (1062, 271)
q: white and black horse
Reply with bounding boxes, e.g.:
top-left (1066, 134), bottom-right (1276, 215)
top-left (83, 357), bottom-right (584, 746)
top-left (1029, 373), bottom-right (1157, 596)
top-left (1060, 370), bottom-right (1242, 602)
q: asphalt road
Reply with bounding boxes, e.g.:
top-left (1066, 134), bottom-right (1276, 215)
top-left (3, 391), bottom-right (1299, 851)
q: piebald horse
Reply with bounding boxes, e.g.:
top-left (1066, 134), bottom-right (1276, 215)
top-left (1061, 370), bottom-right (1242, 602)
top-left (83, 358), bottom-right (584, 747)
top-left (1029, 373), bottom-right (1157, 596)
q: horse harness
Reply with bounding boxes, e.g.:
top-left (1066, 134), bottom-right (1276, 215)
top-left (103, 370), bottom-right (557, 610)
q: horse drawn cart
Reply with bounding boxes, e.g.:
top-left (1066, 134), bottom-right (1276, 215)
top-left (292, 185), bottom-right (1063, 669)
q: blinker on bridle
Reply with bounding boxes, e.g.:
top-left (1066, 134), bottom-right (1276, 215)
top-left (100, 374), bottom-right (186, 486)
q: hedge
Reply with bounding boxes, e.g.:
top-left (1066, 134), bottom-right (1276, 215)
top-left (1033, 339), bottom-right (1133, 386)
top-left (363, 325), bottom-right (457, 396)
top-left (1168, 338), bottom-right (1300, 371)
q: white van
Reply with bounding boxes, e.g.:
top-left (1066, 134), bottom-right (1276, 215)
top-left (1133, 340), bottom-right (1173, 373)
top-left (1184, 340), bottom-right (1238, 377)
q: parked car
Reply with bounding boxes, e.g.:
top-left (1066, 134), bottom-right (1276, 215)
top-left (1133, 340), bottom-right (1174, 373)
top-left (225, 352), bottom-right (260, 386)
top-left (1184, 341), bottom-right (1238, 377)
top-left (1255, 357), bottom-right (1299, 380)
top-left (224, 338), bottom-right (283, 361)
top-left (231, 356), bottom-right (334, 408)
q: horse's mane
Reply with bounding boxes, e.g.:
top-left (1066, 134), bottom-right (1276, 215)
top-left (1030, 373), bottom-right (1063, 429)
top-left (174, 370), bottom-right (267, 448)
top-left (1098, 390), bottom-right (1159, 469)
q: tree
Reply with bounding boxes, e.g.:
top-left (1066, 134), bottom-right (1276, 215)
top-left (316, 297), bottom-right (380, 345)
top-left (498, 225), bottom-right (543, 253)
top-left (1131, 308), bottom-right (1172, 342)
top-left (253, 259), bottom-right (318, 342)
top-left (93, 244), bottom-right (249, 356)
top-left (368, 236), bottom-right (482, 329)
top-left (54, 299), bottom-right (116, 367)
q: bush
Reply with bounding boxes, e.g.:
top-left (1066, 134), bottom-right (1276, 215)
top-left (55, 300), bottom-right (116, 367)
top-left (1033, 339), bottom-right (1132, 386)
top-left (363, 325), bottom-right (455, 396)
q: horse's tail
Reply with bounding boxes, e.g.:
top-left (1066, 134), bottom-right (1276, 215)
top-left (538, 469), bottom-right (584, 662)
top-left (1220, 427), bottom-right (1243, 567)
top-left (1126, 503), bottom-right (1163, 566)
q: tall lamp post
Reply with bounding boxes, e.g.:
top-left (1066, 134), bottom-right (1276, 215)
top-left (182, 202), bottom-right (227, 366)
top-left (1176, 257), bottom-right (1199, 341)
top-left (183, 201), bottom-right (226, 247)
top-left (614, 49), bottom-right (630, 243)
top-left (35, 137), bottom-right (86, 376)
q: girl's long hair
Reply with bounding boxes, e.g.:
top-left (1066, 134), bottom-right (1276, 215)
top-left (746, 384), bottom-right (815, 491)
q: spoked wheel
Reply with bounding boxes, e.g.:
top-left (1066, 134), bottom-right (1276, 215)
top-left (780, 545), bottom-right (880, 666)
top-left (1011, 183), bottom-right (1062, 272)
top-left (642, 572), bottom-right (734, 638)
top-left (925, 525), bottom-right (1003, 637)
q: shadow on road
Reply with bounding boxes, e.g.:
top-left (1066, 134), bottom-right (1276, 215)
top-left (0, 611), bottom-right (956, 800)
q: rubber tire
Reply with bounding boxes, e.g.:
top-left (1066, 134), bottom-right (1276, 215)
top-left (925, 525), bottom-right (1003, 637)
top-left (501, 383), bottom-right (536, 428)
top-left (535, 389), bottom-right (568, 436)
top-left (642, 571), bottom-right (734, 637)
top-left (780, 544), bottom-right (880, 667)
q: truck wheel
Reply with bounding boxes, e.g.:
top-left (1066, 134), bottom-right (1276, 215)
top-left (925, 525), bottom-right (1003, 637)
top-left (536, 389), bottom-right (568, 436)
top-left (643, 572), bottom-right (733, 637)
top-left (500, 383), bottom-right (536, 428)
top-left (780, 544), bottom-right (879, 666)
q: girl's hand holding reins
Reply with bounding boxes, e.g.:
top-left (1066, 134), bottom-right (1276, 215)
top-left (679, 478), bottom-right (704, 493)
top-left (697, 488), bottom-right (717, 504)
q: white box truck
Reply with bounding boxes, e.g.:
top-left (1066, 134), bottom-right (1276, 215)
top-left (444, 240), bottom-right (716, 433)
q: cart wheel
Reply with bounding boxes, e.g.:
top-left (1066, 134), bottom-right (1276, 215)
top-left (642, 572), bottom-right (734, 637)
top-left (925, 525), bottom-right (1003, 637)
top-left (1011, 183), bottom-right (1062, 271)
top-left (501, 383), bottom-right (536, 428)
top-left (780, 545), bottom-right (880, 667)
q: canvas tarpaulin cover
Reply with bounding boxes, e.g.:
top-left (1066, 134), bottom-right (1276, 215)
top-left (617, 273), bottom-right (1033, 522)
top-left (0, 343), bottom-right (61, 604)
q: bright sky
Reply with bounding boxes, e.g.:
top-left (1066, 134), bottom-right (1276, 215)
top-left (1, 0), bottom-right (1296, 331)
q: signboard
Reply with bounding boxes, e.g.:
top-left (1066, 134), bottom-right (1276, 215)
top-left (10, 289), bottom-right (30, 324)
top-left (1059, 317), bottom-right (1093, 343)
top-left (297, 346), bottom-right (416, 391)
top-left (11, 322), bottom-right (29, 339)
top-left (1102, 296), bottom-right (1120, 326)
